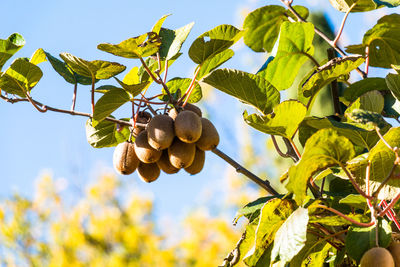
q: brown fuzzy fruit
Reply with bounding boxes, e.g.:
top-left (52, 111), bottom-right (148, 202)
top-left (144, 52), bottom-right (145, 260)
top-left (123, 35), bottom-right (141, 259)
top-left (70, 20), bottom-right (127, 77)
top-left (174, 110), bottom-right (202, 143)
top-left (137, 162), bottom-right (160, 183)
top-left (360, 247), bottom-right (394, 267)
top-left (196, 118), bottom-right (220, 151)
top-left (146, 114), bottom-right (175, 150)
top-left (134, 130), bottom-right (162, 163)
top-left (113, 141), bottom-right (140, 175)
top-left (168, 139), bottom-right (196, 168)
top-left (389, 241), bottom-right (400, 266)
top-left (131, 111), bottom-right (152, 137)
top-left (169, 103), bottom-right (202, 120)
top-left (156, 150), bottom-right (180, 174)
top-left (184, 148), bottom-right (205, 175)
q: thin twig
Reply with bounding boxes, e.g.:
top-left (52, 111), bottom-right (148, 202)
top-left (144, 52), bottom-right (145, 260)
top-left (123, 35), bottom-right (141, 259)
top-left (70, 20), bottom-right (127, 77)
top-left (139, 56), bottom-right (161, 84)
top-left (0, 94), bottom-right (145, 128)
top-left (365, 46), bottom-right (370, 77)
top-left (375, 127), bottom-right (394, 151)
top-left (71, 83), bottom-right (78, 111)
top-left (333, 3), bottom-right (356, 46)
top-left (340, 163), bottom-right (372, 200)
top-left (91, 76), bottom-right (95, 115)
top-left (271, 135), bottom-right (291, 158)
top-left (289, 139), bottom-right (301, 160)
top-left (302, 52), bottom-right (320, 68)
top-left (316, 205), bottom-right (375, 227)
top-left (163, 59), bottom-right (169, 84)
top-left (182, 66), bottom-right (201, 107)
top-left (212, 147), bottom-right (279, 195)
top-left (25, 92), bottom-right (47, 113)
top-left (378, 193), bottom-right (400, 217)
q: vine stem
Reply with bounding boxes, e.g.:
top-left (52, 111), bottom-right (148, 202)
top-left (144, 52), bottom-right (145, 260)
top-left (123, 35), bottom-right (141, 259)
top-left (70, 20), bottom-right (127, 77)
top-left (280, 0), bottom-right (367, 79)
top-left (289, 139), bottom-right (301, 160)
top-left (365, 46), bottom-right (370, 76)
top-left (91, 76), bottom-right (95, 115)
top-left (139, 56), bottom-right (162, 84)
top-left (71, 83), bottom-right (78, 111)
top-left (212, 147), bottom-right (279, 195)
top-left (182, 66), bottom-right (201, 107)
top-left (378, 193), bottom-right (400, 217)
top-left (25, 92), bottom-right (47, 113)
top-left (339, 163), bottom-right (372, 200)
top-left (316, 205), bottom-right (375, 227)
top-left (0, 94), bottom-right (145, 128)
top-left (332, 3), bottom-right (356, 46)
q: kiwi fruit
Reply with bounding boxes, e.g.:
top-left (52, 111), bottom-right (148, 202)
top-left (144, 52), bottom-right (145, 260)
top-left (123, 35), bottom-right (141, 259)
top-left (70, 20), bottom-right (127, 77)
top-left (134, 130), bottom-right (162, 163)
top-left (360, 247), bottom-right (394, 267)
top-left (174, 110), bottom-right (202, 143)
top-left (389, 241), bottom-right (400, 266)
top-left (137, 162), bottom-right (160, 183)
top-left (156, 150), bottom-right (180, 174)
top-left (113, 141), bottom-right (140, 175)
top-left (169, 103), bottom-right (202, 120)
top-left (168, 138), bottom-right (196, 168)
top-left (196, 118), bottom-right (220, 151)
top-left (132, 111), bottom-right (152, 137)
top-left (146, 114), bottom-right (175, 150)
top-left (184, 148), bottom-right (205, 175)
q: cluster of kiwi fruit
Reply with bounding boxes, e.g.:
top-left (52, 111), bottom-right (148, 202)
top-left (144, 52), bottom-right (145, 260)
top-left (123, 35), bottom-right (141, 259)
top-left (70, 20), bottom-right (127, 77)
top-left (359, 241), bottom-right (400, 267)
top-left (112, 103), bottom-right (219, 183)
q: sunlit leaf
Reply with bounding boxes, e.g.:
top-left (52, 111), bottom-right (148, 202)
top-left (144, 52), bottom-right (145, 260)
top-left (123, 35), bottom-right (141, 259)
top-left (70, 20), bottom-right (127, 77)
top-left (85, 118), bottom-right (130, 148)
top-left (302, 56), bottom-right (364, 98)
top-left (234, 196), bottom-right (283, 224)
top-left (203, 68), bottom-right (280, 115)
top-left (243, 5), bottom-right (309, 53)
top-left (159, 22), bottom-right (194, 60)
top-left (0, 33), bottom-right (25, 71)
top-left (329, 0), bottom-right (380, 12)
top-left (243, 100), bottom-right (307, 139)
top-left (286, 129), bottom-right (355, 204)
top-left (386, 73), bottom-right (400, 101)
top-left (161, 77), bottom-right (202, 103)
top-left (271, 207), bottom-right (308, 264)
top-left (151, 14), bottom-right (170, 34)
top-left (98, 32), bottom-right (162, 59)
top-left (197, 49), bottom-right (234, 79)
top-left (344, 90), bottom-right (385, 115)
top-left (342, 77), bottom-right (388, 104)
top-left (373, 0), bottom-right (400, 7)
top-left (339, 194), bottom-right (368, 210)
top-left (346, 14), bottom-right (400, 68)
top-left (264, 22), bottom-right (315, 90)
top-left (345, 109), bottom-right (387, 130)
top-left (115, 77), bottom-right (148, 97)
top-left (188, 24), bottom-right (242, 64)
top-left (92, 88), bottom-right (130, 126)
top-left (30, 48), bottom-right (47, 65)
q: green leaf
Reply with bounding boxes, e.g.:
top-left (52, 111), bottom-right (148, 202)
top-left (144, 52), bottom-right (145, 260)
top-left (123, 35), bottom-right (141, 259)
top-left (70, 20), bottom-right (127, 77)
top-left (345, 109), bottom-right (387, 130)
top-left (159, 22), bottom-right (194, 60)
top-left (92, 88), bottom-right (130, 126)
top-left (0, 33), bottom-right (25, 71)
top-left (151, 14), bottom-right (170, 34)
top-left (345, 219), bottom-right (392, 263)
top-left (373, 0), bottom-right (400, 7)
top-left (98, 32), bottom-right (162, 59)
top-left (197, 49), bottom-right (234, 79)
top-left (346, 14), bottom-right (400, 68)
top-left (302, 56), bottom-right (364, 98)
top-left (138, 53), bottom-right (181, 83)
top-left (339, 194), bottom-right (368, 210)
top-left (161, 77), bottom-right (202, 103)
top-left (242, 5), bottom-right (309, 53)
top-left (30, 48), bottom-right (47, 65)
top-left (95, 85), bottom-right (121, 94)
top-left (243, 100), bottom-right (307, 139)
top-left (264, 22), bottom-right (315, 90)
top-left (290, 234), bottom-right (329, 266)
top-left (115, 77), bottom-right (148, 97)
top-left (271, 207), bottom-right (309, 264)
top-left (44, 51), bottom-right (92, 85)
top-left (345, 90), bottom-right (385, 115)
top-left (60, 53), bottom-right (126, 80)
top-left (329, 0), bottom-right (380, 12)
top-left (286, 129), bottom-right (355, 205)
top-left (309, 214), bottom-right (369, 226)
top-left (85, 118), bottom-right (130, 148)
top-left (386, 73), bottom-right (400, 101)
top-left (243, 199), bottom-right (295, 265)
top-left (303, 116), bottom-right (389, 150)
top-left (188, 24), bottom-right (242, 64)
top-left (342, 77), bottom-right (388, 104)
top-left (203, 68), bottom-right (280, 115)
top-left (234, 196), bottom-right (284, 224)
top-left (0, 58), bottom-right (43, 97)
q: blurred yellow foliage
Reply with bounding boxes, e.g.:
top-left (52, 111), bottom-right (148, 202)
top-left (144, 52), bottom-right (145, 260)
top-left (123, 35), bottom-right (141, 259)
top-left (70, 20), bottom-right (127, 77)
top-left (0, 173), bottom-right (252, 266)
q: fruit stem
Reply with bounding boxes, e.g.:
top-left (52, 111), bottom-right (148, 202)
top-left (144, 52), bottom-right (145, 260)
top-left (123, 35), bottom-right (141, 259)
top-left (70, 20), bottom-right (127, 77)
top-left (71, 83), bottom-right (78, 112)
top-left (212, 147), bottom-right (279, 195)
top-left (182, 66), bottom-right (201, 107)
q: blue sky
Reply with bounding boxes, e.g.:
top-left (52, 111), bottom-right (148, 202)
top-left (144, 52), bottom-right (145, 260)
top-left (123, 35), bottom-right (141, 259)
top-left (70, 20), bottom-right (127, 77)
top-left (0, 0), bottom-right (397, 219)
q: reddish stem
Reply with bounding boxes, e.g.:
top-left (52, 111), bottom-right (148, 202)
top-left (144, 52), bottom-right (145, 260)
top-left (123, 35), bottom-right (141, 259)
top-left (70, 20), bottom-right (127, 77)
top-left (182, 67), bottom-right (201, 107)
top-left (333, 3), bottom-right (356, 46)
top-left (316, 205), bottom-right (375, 227)
top-left (365, 46), bottom-right (370, 77)
top-left (71, 83), bottom-right (78, 111)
